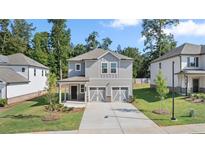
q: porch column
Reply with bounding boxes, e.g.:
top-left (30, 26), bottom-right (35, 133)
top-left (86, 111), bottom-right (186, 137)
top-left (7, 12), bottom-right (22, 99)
top-left (64, 86), bottom-right (66, 102)
top-left (59, 83), bottom-right (62, 103)
top-left (84, 82), bottom-right (87, 102)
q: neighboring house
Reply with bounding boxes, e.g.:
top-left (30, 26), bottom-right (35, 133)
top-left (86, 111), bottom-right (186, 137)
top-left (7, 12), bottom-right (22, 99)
top-left (0, 53), bottom-right (49, 104)
top-left (58, 48), bottom-right (133, 103)
top-left (150, 43), bottom-right (205, 95)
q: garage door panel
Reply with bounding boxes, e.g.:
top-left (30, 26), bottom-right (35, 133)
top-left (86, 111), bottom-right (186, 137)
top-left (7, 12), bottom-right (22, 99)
top-left (112, 87), bottom-right (128, 102)
top-left (89, 87), bottom-right (105, 102)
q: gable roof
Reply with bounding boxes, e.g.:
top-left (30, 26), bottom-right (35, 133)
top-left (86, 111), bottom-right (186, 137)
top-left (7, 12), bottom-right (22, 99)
top-left (0, 53), bottom-right (48, 69)
top-left (0, 68), bottom-right (29, 84)
top-left (69, 48), bottom-right (132, 61)
top-left (152, 43), bottom-right (205, 63)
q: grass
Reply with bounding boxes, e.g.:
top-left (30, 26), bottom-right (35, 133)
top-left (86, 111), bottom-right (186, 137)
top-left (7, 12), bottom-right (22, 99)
top-left (133, 84), bottom-right (205, 126)
top-left (0, 96), bottom-right (84, 133)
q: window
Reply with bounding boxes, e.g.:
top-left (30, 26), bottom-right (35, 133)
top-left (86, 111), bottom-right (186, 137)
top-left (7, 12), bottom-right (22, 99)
top-left (187, 57), bottom-right (199, 67)
top-left (34, 68), bottom-right (36, 76)
top-left (101, 62), bottom-right (108, 73)
top-left (111, 62), bottom-right (117, 73)
top-left (80, 84), bottom-right (85, 93)
top-left (75, 63), bottom-right (81, 71)
top-left (42, 70), bottom-right (44, 76)
top-left (0, 89), bottom-right (2, 98)
top-left (22, 67), bottom-right (25, 72)
top-left (159, 63), bottom-right (161, 69)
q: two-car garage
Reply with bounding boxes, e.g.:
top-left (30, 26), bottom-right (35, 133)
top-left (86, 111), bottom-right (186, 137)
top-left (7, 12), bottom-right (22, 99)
top-left (88, 86), bottom-right (129, 102)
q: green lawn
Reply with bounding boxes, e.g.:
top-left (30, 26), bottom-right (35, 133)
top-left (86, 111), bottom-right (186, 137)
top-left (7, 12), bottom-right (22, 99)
top-left (0, 96), bottom-right (84, 133)
top-left (133, 84), bottom-right (205, 126)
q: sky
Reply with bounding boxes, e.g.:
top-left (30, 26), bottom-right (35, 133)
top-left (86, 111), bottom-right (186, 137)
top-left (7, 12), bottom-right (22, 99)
top-left (27, 19), bottom-right (205, 52)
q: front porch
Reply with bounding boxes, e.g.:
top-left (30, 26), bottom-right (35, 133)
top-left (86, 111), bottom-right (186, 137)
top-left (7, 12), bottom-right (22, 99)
top-left (177, 69), bottom-right (205, 95)
top-left (58, 76), bottom-right (89, 103)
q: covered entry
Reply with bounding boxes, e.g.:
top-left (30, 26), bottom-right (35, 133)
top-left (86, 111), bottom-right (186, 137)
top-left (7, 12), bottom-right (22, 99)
top-left (89, 87), bottom-right (106, 102)
top-left (112, 87), bottom-right (128, 102)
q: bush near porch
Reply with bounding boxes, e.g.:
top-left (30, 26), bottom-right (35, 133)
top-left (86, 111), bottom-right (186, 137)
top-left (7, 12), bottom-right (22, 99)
top-left (133, 84), bottom-right (205, 126)
top-left (0, 96), bottom-right (84, 133)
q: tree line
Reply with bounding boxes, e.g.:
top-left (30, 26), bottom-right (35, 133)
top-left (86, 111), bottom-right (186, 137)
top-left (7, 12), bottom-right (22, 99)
top-left (0, 19), bottom-right (179, 79)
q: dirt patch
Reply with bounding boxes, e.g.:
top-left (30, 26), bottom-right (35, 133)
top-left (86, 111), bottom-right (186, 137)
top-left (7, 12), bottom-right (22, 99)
top-left (41, 113), bottom-right (61, 121)
top-left (152, 109), bottom-right (170, 115)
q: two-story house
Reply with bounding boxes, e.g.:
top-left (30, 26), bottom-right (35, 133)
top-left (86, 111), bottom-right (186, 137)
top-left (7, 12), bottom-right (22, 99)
top-left (150, 43), bottom-right (205, 95)
top-left (0, 53), bottom-right (48, 104)
top-left (58, 48), bottom-right (133, 103)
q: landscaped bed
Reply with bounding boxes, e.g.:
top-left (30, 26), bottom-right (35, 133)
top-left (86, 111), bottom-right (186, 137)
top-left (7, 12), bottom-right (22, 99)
top-left (0, 96), bottom-right (84, 133)
top-left (133, 84), bottom-right (205, 126)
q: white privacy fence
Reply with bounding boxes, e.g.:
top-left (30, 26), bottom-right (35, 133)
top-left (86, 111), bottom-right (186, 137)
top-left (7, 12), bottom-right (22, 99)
top-left (134, 78), bottom-right (150, 84)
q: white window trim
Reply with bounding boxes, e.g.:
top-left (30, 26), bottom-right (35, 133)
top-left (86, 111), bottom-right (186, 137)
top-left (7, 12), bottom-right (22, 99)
top-left (101, 62), bottom-right (108, 74)
top-left (75, 63), bottom-right (81, 71)
top-left (110, 62), bottom-right (118, 74)
top-left (80, 84), bottom-right (85, 93)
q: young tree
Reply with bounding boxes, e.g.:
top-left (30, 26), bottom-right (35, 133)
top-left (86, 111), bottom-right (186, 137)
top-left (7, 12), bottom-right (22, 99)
top-left (48, 19), bottom-right (71, 79)
top-left (100, 37), bottom-right (112, 50)
top-left (85, 31), bottom-right (99, 51)
top-left (46, 73), bottom-right (57, 105)
top-left (155, 70), bottom-right (169, 113)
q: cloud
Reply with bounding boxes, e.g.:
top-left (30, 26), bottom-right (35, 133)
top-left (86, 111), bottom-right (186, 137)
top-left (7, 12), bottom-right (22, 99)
top-left (106, 19), bottom-right (141, 29)
top-left (164, 20), bottom-right (205, 37)
top-left (138, 36), bottom-right (146, 43)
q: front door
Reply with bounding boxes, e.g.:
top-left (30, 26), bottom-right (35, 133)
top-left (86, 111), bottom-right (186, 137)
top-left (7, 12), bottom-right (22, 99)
top-left (71, 86), bottom-right (77, 100)
top-left (193, 79), bottom-right (199, 93)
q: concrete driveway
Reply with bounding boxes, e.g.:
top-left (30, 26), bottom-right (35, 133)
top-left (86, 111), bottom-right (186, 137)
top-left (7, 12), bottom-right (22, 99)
top-left (79, 102), bottom-right (166, 134)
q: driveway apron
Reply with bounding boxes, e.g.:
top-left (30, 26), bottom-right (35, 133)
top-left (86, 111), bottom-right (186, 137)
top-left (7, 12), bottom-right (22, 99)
top-left (79, 102), bottom-right (165, 134)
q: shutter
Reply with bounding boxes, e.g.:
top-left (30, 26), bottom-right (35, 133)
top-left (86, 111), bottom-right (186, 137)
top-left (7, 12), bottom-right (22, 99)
top-left (195, 57), bottom-right (199, 67)
top-left (187, 57), bottom-right (190, 67)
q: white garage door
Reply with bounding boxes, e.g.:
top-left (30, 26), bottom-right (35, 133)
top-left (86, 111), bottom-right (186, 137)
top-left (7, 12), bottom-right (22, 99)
top-left (112, 87), bottom-right (128, 102)
top-left (89, 87), bottom-right (106, 102)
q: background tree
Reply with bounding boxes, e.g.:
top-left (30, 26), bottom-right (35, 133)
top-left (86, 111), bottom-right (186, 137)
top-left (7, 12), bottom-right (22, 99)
top-left (0, 19), bottom-right (11, 55)
top-left (121, 47), bottom-right (142, 78)
top-left (48, 19), bottom-right (71, 79)
top-left (31, 32), bottom-right (50, 66)
top-left (116, 44), bottom-right (122, 53)
top-left (141, 19), bottom-right (179, 77)
top-left (10, 19), bottom-right (36, 55)
top-left (100, 37), bottom-right (112, 50)
top-left (71, 43), bottom-right (87, 57)
top-left (154, 70), bottom-right (169, 114)
top-left (85, 31), bottom-right (99, 51)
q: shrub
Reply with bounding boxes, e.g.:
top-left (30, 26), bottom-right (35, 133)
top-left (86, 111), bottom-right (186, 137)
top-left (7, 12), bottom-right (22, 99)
top-left (189, 109), bottom-right (196, 117)
top-left (0, 99), bottom-right (7, 107)
top-left (45, 103), bottom-right (73, 112)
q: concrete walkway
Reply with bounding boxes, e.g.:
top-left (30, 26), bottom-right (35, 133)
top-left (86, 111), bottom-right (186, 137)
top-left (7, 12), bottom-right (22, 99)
top-left (79, 102), bottom-right (166, 134)
top-left (162, 123), bottom-right (205, 134)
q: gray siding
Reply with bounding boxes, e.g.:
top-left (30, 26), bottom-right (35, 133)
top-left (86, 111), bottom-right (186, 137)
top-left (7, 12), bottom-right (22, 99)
top-left (68, 61), bottom-right (85, 77)
top-left (84, 52), bottom-right (132, 79)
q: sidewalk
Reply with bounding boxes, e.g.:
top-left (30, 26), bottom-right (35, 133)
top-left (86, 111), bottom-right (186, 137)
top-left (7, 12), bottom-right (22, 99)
top-left (161, 123), bottom-right (205, 134)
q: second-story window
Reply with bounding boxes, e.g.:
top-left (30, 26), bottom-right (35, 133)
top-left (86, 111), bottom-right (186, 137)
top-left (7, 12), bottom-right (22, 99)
top-left (75, 63), bottom-right (81, 71)
top-left (42, 70), bottom-right (44, 76)
top-left (34, 68), bottom-right (36, 76)
top-left (22, 67), bottom-right (25, 72)
top-left (187, 57), bottom-right (199, 67)
top-left (101, 62), bottom-right (108, 73)
top-left (111, 62), bottom-right (117, 73)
